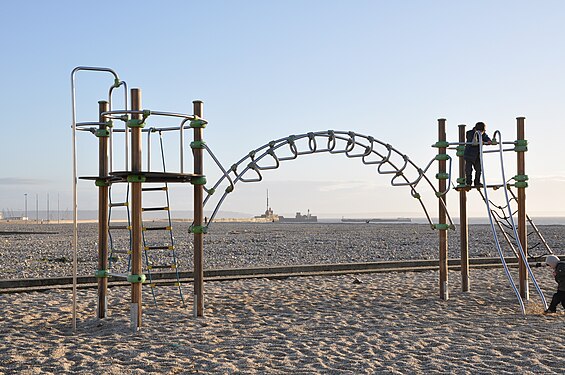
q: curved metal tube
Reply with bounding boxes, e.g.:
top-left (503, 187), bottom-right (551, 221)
top-left (179, 118), bottom-right (190, 173)
top-left (489, 131), bottom-right (548, 309)
top-left (478, 130), bottom-right (547, 313)
top-left (102, 109), bottom-right (201, 121)
top-left (108, 80), bottom-right (128, 172)
top-left (479, 140), bottom-right (525, 314)
top-left (71, 66), bottom-right (121, 333)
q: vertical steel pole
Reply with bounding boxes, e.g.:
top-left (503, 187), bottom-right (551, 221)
top-left (458, 124), bottom-right (470, 292)
top-left (130, 89), bottom-right (143, 329)
top-left (516, 117), bottom-right (528, 299)
top-left (97, 101), bottom-right (110, 319)
top-left (438, 119), bottom-right (449, 300)
top-left (193, 100), bottom-right (205, 317)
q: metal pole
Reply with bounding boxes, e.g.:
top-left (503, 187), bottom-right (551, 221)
top-left (193, 100), bottom-right (205, 317)
top-left (458, 124), bottom-right (470, 292)
top-left (97, 101), bottom-right (110, 319)
top-left (438, 118), bottom-right (449, 300)
top-left (130, 88), bottom-right (143, 330)
top-left (24, 194), bottom-right (27, 219)
top-left (516, 117), bottom-right (528, 299)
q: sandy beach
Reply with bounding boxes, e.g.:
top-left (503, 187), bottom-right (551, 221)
top-left (0, 222), bottom-right (564, 374)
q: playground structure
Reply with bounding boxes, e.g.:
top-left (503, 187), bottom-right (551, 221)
top-left (71, 67), bottom-right (554, 332)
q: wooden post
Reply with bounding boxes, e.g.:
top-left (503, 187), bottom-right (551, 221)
top-left (516, 117), bottom-right (528, 299)
top-left (458, 124), bottom-right (470, 292)
top-left (130, 88), bottom-right (143, 330)
top-left (193, 100), bottom-right (205, 317)
top-left (438, 119), bottom-right (449, 300)
top-left (97, 101), bottom-right (110, 318)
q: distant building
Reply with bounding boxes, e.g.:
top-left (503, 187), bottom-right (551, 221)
top-left (254, 190), bottom-right (280, 222)
top-left (3, 215), bottom-right (28, 221)
top-left (279, 209), bottom-right (318, 223)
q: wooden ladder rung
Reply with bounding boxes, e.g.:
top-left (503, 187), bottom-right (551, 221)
top-left (109, 202), bottom-right (128, 207)
top-left (144, 245), bottom-right (174, 250)
top-left (143, 226), bottom-right (171, 231)
top-left (142, 206), bottom-right (169, 212)
top-left (142, 186), bottom-right (168, 192)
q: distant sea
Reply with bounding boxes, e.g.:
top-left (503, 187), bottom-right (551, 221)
top-left (5, 209), bottom-right (563, 226)
top-left (318, 217), bottom-right (565, 225)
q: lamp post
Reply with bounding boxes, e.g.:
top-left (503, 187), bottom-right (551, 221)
top-left (24, 193), bottom-right (28, 220)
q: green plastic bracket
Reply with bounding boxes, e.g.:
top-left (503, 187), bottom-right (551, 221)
top-left (105, 120), bottom-right (114, 128)
top-left (514, 181), bottom-right (528, 188)
top-left (456, 145), bottom-right (465, 157)
top-left (491, 139), bottom-right (498, 145)
top-left (127, 118), bottom-right (146, 128)
top-left (434, 223), bottom-right (450, 231)
top-left (514, 139), bottom-right (528, 152)
top-left (205, 187), bottom-right (216, 195)
top-left (225, 185), bottom-right (234, 193)
top-left (191, 176), bottom-right (207, 185)
top-left (95, 129), bottom-right (110, 138)
top-left (127, 175), bottom-right (146, 183)
top-left (127, 274), bottom-right (146, 283)
top-left (456, 177), bottom-right (466, 184)
top-left (513, 174), bottom-right (529, 182)
top-left (412, 193), bottom-right (421, 199)
top-left (95, 179), bottom-right (111, 187)
top-left (435, 154), bottom-right (450, 161)
top-left (190, 225), bottom-right (208, 234)
top-left (113, 78), bottom-right (121, 88)
top-left (435, 172), bottom-right (450, 180)
top-left (190, 118), bottom-right (207, 128)
top-left (95, 269), bottom-right (109, 278)
top-left (190, 140), bottom-right (207, 149)
top-left (515, 139), bottom-right (528, 146)
top-left (432, 141), bottom-right (449, 148)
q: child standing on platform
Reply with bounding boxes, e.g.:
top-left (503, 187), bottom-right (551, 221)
top-left (464, 122), bottom-right (492, 187)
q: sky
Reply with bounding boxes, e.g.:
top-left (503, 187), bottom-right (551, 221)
top-left (0, 0), bottom-right (564, 220)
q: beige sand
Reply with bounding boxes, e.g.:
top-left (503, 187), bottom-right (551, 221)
top-left (0, 268), bottom-right (563, 374)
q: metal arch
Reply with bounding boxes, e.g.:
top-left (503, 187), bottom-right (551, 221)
top-left (200, 130), bottom-right (455, 229)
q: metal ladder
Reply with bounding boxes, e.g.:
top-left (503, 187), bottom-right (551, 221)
top-left (108, 184), bottom-right (132, 273)
top-left (141, 129), bottom-right (185, 306)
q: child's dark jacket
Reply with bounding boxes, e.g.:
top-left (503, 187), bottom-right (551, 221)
top-left (555, 261), bottom-right (565, 291)
top-left (464, 130), bottom-right (492, 161)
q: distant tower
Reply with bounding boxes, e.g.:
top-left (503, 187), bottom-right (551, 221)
top-left (265, 189), bottom-right (274, 218)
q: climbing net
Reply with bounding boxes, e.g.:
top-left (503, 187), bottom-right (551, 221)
top-left (201, 130), bottom-right (454, 229)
